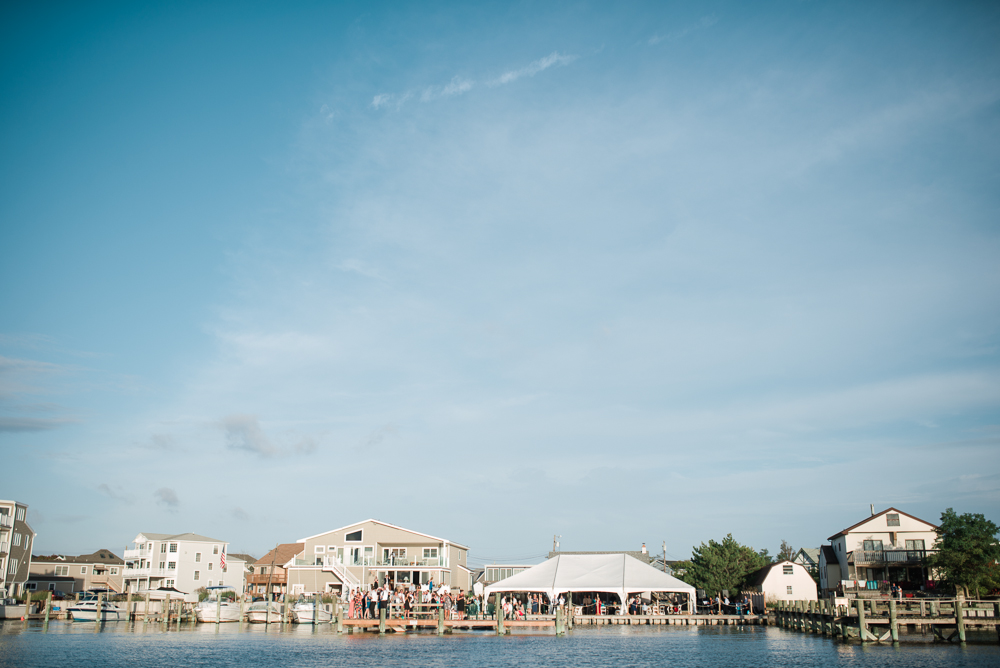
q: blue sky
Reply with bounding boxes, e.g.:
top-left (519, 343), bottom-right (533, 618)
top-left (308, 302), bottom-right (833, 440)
top-left (2, 1), bottom-right (998, 565)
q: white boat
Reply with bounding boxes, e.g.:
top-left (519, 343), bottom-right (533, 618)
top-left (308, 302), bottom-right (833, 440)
top-left (195, 586), bottom-right (242, 623)
top-left (69, 592), bottom-right (123, 621)
top-left (292, 598), bottom-right (332, 624)
top-left (246, 600), bottom-right (283, 623)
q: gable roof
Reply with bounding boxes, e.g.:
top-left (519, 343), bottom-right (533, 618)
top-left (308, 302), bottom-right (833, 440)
top-left (744, 560), bottom-right (804, 588)
top-left (33, 549), bottom-right (123, 564)
top-left (827, 507), bottom-right (937, 541)
top-left (253, 543), bottom-right (304, 567)
top-left (227, 553), bottom-right (256, 564)
top-left (136, 532), bottom-right (226, 543)
top-left (820, 545), bottom-right (838, 565)
top-left (297, 519), bottom-right (469, 550)
top-left (794, 548), bottom-right (820, 564)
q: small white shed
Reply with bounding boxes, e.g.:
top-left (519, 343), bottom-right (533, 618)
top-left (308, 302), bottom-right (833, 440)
top-left (744, 560), bottom-right (817, 602)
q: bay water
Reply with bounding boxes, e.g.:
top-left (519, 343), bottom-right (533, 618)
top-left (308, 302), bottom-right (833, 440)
top-left (2, 621), bottom-right (999, 667)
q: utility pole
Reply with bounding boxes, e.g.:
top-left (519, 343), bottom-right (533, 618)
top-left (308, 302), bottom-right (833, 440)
top-left (662, 541), bottom-right (667, 573)
top-left (553, 535), bottom-right (561, 554)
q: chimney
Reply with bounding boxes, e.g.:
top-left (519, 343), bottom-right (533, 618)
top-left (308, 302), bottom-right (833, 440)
top-left (641, 543), bottom-right (647, 554)
top-left (870, 504), bottom-right (875, 516)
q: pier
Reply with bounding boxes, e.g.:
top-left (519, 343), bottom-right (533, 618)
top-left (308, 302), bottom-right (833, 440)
top-left (772, 595), bottom-right (1000, 643)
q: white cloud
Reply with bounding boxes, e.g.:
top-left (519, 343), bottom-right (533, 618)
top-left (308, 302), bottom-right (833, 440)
top-left (489, 52), bottom-right (577, 86)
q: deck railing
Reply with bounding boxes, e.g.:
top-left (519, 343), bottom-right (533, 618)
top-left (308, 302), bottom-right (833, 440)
top-left (852, 549), bottom-right (936, 565)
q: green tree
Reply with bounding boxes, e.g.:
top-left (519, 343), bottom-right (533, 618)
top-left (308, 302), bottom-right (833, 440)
top-left (927, 508), bottom-right (1000, 597)
top-left (777, 540), bottom-right (795, 561)
top-left (678, 534), bottom-right (772, 595)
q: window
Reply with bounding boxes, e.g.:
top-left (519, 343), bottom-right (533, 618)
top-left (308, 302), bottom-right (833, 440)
top-left (159, 562), bottom-right (166, 570)
top-left (161, 543), bottom-right (167, 553)
top-left (110, 567), bottom-right (118, 575)
top-left (26, 582), bottom-right (36, 591)
top-left (55, 566), bottom-right (68, 576)
top-left (345, 530), bottom-right (362, 542)
top-left (48, 583), bottom-right (55, 591)
top-left (423, 548), bottom-right (438, 559)
top-left (12, 533), bottom-right (20, 547)
top-left (80, 566), bottom-right (87, 575)
top-left (168, 562), bottom-right (176, 570)
top-left (208, 563), bottom-right (213, 571)
top-left (223, 566), bottom-right (227, 573)
top-left (887, 513), bottom-right (900, 527)
top-left (208, 580), bottom-right (213, 586)
top-left (786, 586), bottom-right (793, 595)
top-left (213, 545), bottom-right (219, 555)
top-left (16, 507), bottom-right (25, 521)
top-left (194, 571), bottom-right (200, 581)
top-left (8, 559), bottom-right (18, 574)
top-left (195, 553), bottom-right (201, 563)
top-left (165, 579), bottom-right (174, 587)
top-left (169, 543), bottom-right (178, 553)
top-left (783, 565), bottom-right (794, 575)
top-left (862, 540), bottom-right (883, 552)
top-left (315, 545), bottom-right (325, 554)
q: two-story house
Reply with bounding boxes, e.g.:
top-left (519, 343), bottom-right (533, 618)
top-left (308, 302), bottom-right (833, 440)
top-left (819, 507), bottom-right (938, 594)
top-left (122, 532), bottom-right (244, 595)
top-left (286, 519), bottom-right (472, 596)
top-left (0, 499), bottom-right (34, 598)
top-left (28, 549), bottom-right (124, 594)
top-left (248, 543), bottom-right (303, 598)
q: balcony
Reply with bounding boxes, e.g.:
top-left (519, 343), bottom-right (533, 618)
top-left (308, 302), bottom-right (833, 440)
top-left (123, 567), bottom-right (177, 578)
top-left (0, 516), bottom-right (13, 529)
top-left (0, 541), bottom-right (8, 554)
top-left (852, 549), bottom-right (937, 565)
top-left (124, 548), bottom-right (150, 559)
top-left (375, 556), bottom-right (448, 568)
top-left (247, 573), bottom-right (287, 585)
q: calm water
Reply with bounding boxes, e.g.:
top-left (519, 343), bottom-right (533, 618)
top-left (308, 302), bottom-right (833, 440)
top-left (1, 621), bottom-right (998, 668)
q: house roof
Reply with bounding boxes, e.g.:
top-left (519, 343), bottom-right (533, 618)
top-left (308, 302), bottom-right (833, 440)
top-left (27, 575), bottom-right (76, 582)
top-left (227, 553), bottom-right (256, 564)
top-left (820, 545), bottom-right (838, 565)
top-left (827, 507), bottom-right (938, 541)
top-left (548, 550), bottom-right (652, 564)
top-left (33, 549), bottom-right (123, 565)
top-left (744, 560), bottom-right (802, 588)
top-left (297, 519), bottom-right (470, 551)
top-left (794, 548), bottom-right (820, 564)
top-left (136, 532), bottom-right (227, 544)
top-left (253, 543), bottom-right (304, 567)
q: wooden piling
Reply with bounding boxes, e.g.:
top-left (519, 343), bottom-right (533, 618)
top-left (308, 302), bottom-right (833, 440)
top-left (437, 606), bottom-right (444, 635)
top-left (314, 594), bottom-right (320, 628)
top-left (44, 591), bottom-right (52, 627)
top-left (144, 592), bottom-right (150, 623)
top-left (94, 592), bottom-right (103, 632)
top-left (555, 606), bottom-right (564, 636)
top-left (335, 595), bottom-right (343, 634)
top-left (856, 599), bottom-right (870, 642)
top-left (956, 592), bottom-right (966, 643)
top-left (380, 605), bottom-right (386, 634)
top-left (496, 599), bottom-right (505, 635)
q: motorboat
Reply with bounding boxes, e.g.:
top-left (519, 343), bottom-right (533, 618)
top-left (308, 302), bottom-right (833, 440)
top-left (292, 597), bottom-right (333, 624)
top-left (246, 600), bottom-right (283, 623)
top-left (69, 591), bottom-right (123, 621)
top-left (194, 586), bottom-right (242, 622)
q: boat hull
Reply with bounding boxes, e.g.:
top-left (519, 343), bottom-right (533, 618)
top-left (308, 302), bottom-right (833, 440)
top-left (69, 605), bottom-right (122, 622)
top-left (246, 604), bottom-right (283, 623)
top-left (292, 604), bottom-right (332, 624)
top-left (195, 604), bottom-right (242, 623)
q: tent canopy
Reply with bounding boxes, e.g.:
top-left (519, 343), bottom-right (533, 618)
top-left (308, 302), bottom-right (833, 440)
top-left (484, 553), bottom-right (695, 612)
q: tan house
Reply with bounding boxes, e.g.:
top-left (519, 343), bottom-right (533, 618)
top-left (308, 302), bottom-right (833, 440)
top-left (0, 499), bottom-right (34, 598)
top-left (819, 507), bottom-right (938, 594)
top-left (28, 549), bottom-right (124, 594)
top-left (286, 519), bottom-right (472, 595)
top-left (248, 543), bottom-right (303, 597)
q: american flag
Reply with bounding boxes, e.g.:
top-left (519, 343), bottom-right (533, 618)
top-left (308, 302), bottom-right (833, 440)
top-left (220, 549), bottom-right (226, 570)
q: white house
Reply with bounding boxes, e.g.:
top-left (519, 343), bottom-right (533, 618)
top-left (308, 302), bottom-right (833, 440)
top-left (819, 507), bottom-right (938, 594)
top-left (122, 532), bottom-right (246, 596)
top-left (744, 560), bottom-right (818, 602)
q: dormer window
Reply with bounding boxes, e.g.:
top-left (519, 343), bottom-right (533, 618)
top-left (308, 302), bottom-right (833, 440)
top-left (887, 513), bottom-right (900, 527)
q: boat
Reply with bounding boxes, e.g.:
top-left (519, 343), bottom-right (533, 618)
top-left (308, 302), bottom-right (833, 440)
top-left (292, 597), bottom-right (333, 624)
top-left (68, 591), bottom-right (123, 621)
top-left (194, 586), bottom-right (242, 622)
top-left (246, 599), bottom-right (283, 623)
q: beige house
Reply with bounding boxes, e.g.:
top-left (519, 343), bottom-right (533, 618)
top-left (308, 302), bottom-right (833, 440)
top-left (286, 519), bottom-right (472, 595)
top-left (28, 549), bottom-right (124, 594)
top-left (0, 499), bottom-right (34, 598)
top-left (248, 543), bottom-right (303, 597)
top-left (819, 507), bottom-right (938, 594)
top-left (745, 560), bottom-right (818, 602)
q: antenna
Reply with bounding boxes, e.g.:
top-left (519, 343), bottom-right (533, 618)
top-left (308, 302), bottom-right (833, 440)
top-left (553, 535), bottom-right (561, 553)
top-left (662, 541), bottom-right (667, 573)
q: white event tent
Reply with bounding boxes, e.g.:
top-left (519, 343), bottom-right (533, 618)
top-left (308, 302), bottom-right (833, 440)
top-left (484, 553), bottom-right (695, 614)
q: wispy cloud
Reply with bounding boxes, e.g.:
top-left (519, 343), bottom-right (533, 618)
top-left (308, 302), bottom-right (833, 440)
top-left (219, 413), bottom-right (317, 457)
top-left (0, 416), bottom-right (76, 432)
top-left (648, 14), bottom-right (719, 45)
top-left (154, 487), bottom-right (179, 508)
top-left (231, 507), bottom-right (250, 521)
top-left (489, 52), bottom-right (576, 86)
top-left (97, 483), bottom-right (132, 503)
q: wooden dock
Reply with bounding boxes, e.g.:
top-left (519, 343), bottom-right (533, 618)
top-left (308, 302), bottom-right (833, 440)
top-left (773, 595), bottom-right (1000, 643)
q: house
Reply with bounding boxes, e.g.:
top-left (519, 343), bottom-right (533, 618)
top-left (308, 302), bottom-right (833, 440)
top-left (793, 548), bottom-right (820, 572)
top-left (28, 549), bottom-right (124, 594)
top-left (477, 564), bottom-right (535, 586)
top-left (744, 560), bottom-right (818, 602)
top-left (247, 543), bottom-right (303, 598)
top-left (122, 532), bottom-right (245, 595)
top-left (285, 519), bottom-right (472, 596)
top-left (0, 499), bottom-right (34, 598)
top-left (819, 507), bottom-right (938, 594)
